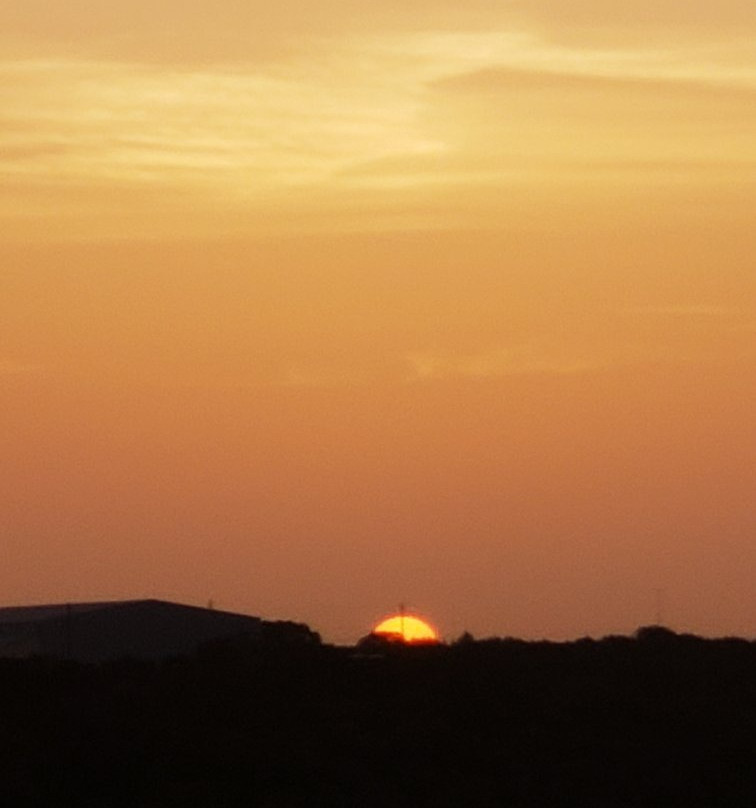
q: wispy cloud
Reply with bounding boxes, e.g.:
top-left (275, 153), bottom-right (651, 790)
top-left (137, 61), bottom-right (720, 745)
top-left (501, 0), bottom-right (756, 50)
top-left (2, 5), bottom-right (754, 238)
top-left (625, 305), bottom-right (733, 318)
top-left (405, 347), bottom-right (603, 381)
top-left (431, 66), bottom-right (756, 95)
top-left (4, 23), bottom-right (753, 194)
top-left (0, 359), bottom-right (42, 377)
top-left (4, 2), bottom-right (755, 63)
top-left (0, 56), bottom-right (429, 192)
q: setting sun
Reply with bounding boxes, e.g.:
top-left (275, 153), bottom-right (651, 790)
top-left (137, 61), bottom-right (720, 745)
top-left (1, 0), bottom-right (755, 645)
top-left (373, 614), bottom-right (440, 644)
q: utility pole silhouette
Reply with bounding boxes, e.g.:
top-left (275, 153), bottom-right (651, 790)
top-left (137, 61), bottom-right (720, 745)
top-left (654, 588), bottom-right (666, 626)
top-left (65, 603), bottom-right (73, 659)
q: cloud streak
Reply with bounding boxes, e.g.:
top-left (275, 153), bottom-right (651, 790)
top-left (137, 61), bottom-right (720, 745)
top-left (406, 347), bottom-right (604, 381)
top-left (4, 2), bottom-right (755, 62)
top-left (1, 4), bottom-right (754, 238)
top-left (0, 359), bottom-right (42, 377)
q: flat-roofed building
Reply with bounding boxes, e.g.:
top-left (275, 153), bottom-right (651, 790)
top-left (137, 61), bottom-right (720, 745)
top-left (0, 599), bottom-right (265, 662)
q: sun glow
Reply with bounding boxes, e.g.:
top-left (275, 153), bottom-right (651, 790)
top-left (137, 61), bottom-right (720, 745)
top-left (373, 614), bottom-right (440, 644)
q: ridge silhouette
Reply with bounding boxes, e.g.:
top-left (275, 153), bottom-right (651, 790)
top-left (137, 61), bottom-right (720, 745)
top-left (0, 626), bottom-right (753, 806)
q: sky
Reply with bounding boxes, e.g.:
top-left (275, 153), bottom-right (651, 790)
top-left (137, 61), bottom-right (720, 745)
top-left (1, 2), bottom-right (755, 643)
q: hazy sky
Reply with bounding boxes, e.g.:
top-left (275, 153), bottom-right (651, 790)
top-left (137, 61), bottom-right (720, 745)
top-left (2, 2), bottom-right (755, 642)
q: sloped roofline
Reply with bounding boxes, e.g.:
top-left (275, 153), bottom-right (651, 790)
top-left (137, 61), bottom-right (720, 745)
top-left (0, 599), bottom-right (258, 625)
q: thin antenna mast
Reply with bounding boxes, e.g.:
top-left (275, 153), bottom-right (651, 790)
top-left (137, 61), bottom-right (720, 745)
top-left (654, 588), bottom-right (665, 626)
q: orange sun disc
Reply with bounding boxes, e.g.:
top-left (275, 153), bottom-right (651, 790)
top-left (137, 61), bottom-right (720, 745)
top-left (373, 614), bottom-right (439, 644)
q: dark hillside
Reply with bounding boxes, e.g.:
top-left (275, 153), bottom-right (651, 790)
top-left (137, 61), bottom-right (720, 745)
top-left (0, 629), bottom-right (754, 807)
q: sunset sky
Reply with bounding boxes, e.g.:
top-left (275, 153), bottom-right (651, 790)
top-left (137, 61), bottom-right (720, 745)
top-left (2, 2), bottom-right (755, 643)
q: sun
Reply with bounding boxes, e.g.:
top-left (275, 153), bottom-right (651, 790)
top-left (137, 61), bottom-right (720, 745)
top-left (373, 613), bottom-right (440, 644)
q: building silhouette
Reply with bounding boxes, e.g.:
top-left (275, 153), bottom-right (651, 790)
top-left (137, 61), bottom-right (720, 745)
top-left (0, 599), bottom-right (268, 662)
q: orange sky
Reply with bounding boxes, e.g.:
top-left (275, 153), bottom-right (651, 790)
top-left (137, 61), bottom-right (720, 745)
top-left (2, 2), bottom-right (755, 642)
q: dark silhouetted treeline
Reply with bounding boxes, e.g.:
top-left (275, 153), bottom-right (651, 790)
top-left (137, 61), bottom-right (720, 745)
top-left (0, 626), bottom-right (754, 807)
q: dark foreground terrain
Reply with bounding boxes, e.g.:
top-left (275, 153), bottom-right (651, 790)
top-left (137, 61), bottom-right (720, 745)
top-left (1, 627), bottom-right (754, 807)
